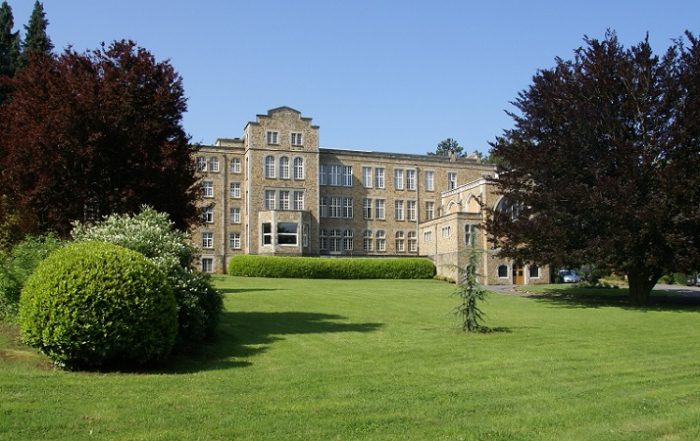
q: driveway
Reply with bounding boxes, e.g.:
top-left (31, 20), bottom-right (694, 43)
top-left (485, 283), bottom-right (700, 299)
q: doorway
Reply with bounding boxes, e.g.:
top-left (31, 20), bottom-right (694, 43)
top-left (513, 264), bottom-right (525, 285)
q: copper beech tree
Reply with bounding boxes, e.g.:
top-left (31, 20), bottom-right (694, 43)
top-left (0, 40), bottom-right (200, 241)
top-left (486, 32), bottom-right (700, 305)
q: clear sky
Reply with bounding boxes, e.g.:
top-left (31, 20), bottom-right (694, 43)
top-left (6, 1), bottom-right (700, 154)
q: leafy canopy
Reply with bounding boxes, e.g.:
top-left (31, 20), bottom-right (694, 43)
top-left (487, 31), bottom-right (700, 305)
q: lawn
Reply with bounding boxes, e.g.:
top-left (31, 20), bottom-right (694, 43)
top-left (2, 277), bottom-right (700, 440)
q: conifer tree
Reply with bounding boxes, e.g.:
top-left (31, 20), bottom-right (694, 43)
top-left (22, 1), bottom-right (52, 63)
top-left (0, 1), bottom-right (21, 104)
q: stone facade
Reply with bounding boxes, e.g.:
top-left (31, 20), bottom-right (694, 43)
top-left (192, 107), bottom-right (549, 285)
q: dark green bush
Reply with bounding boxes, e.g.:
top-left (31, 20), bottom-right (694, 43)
top-left (0, 234), bottom-right (63, 320)
top-left (19, 241), bottom-right (177, 370)
top-left (72, 207), bottom-right (223, 351)
top-left (228, 255), bottom-right (435, 279)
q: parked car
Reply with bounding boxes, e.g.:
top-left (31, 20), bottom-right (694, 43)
top-left (559, 269), bottom-right (580, 283)
top-left (687, 273), bottom-right (700, 287)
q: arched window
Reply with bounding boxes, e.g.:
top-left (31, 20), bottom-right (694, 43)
top-left (265, 156), bottom-right (275, 178)
top-left (293, 157), bottom-right (304, 179)
top-left (495, 197), bottom-right (521, 220)
top-left (208, 157), bottom-right (219, 172)
top-left (498, 265), bottom-right (508, 278)
top-left (529, 265), bottom-right (540, 279)
top-left (395, 231), bottom-right (405, 252)
top-left (279, 157), bottom-right (290, 179)
top-left (407, 231), bottom-right (417, 252)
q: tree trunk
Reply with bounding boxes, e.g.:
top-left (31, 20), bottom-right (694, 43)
top-left (627, 269), bottom-right (659, 306)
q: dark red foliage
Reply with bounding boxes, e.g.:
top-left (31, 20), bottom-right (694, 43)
top-left (486, 32), bottom-right (700, 305)
top-left (0, 40), bottom-right (199, 238)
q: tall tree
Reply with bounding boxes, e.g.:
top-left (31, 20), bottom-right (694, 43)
top-left (486, 31), bottom-right (700, 305)
top-left (0, 40), bottom-right (200, 238)
top-left (22, 1), bottom-right (53, 63)
top-left (0, 1), bottom-right (21, 103)
top-left (429, 138), bottom-right (464, 157)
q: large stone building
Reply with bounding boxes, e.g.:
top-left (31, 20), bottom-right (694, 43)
top-left (193, 107), bottom-right (548, 285)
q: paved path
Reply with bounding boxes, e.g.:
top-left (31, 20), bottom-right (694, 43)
top-left (485, 283), bottom-right (700, 298)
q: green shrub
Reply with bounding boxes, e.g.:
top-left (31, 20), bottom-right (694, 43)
top-left (0, 234), bottom-right (63, 320)
top-left (72, 207), bottom-right (223, 350)
top-left (228, 255), bottom-right (436, 279)
top-left (19, 241), bottom-right (177, 370)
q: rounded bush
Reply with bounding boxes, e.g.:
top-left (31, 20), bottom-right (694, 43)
top-left (19, 241), bottom-right (177, 370)
top-left (169, 268), bottom-right (223, 350)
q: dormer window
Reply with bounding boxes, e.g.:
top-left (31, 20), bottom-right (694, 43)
top-left (266, 131), bottom-right (279, 145)
top-left (291, 132), bottom-right (303, 147)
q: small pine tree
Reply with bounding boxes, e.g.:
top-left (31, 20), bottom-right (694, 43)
top-left (454, 246), bottom-right (488, 333)
top-left (429, 138), bottom-right (464, 157)
top-left (22, 1), bottom-right (52, 63)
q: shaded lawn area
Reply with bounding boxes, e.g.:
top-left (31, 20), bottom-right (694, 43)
top-left (1, 277), bottom-right (700, 440)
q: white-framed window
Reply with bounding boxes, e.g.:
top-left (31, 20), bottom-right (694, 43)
top-left (362, 167), bottom-right (372, 188)
top-left (343, 197), bottom-right (353, 218)
top-left (343, 166), bottom-right (353, 186)
top-left (265, 155), bottom-right (276, 178)
top-left (448, 172), bottom-right (457, 190)
top-left (230, 158), bottom-right (241, 173)
top-left (329, 229), bottom-right (342, 253)
top-left (303, 224), bottom-right (309, 248)
top-left (266, 131), bottom-right (279, 144)
top-left (196, 156), bottom-right (207, 172)
top-left (279, 157), bottom-right (290, 179)
top-left (363, 198), bottom-right (372, 219)
top-left (277, 222), bottom-right (298, 245)
top-left (529, 265), bottom-right (540, 279)
top-left (465, 224), bottom-right (476, 246)
top-left (375, 199), bottom-right (385, 220)
top-left (394, 169), bottom-right (404, 190)
top-left (230, 207), bottom-right (241, 224)
top-left (264, 190), bottom-right (276, 210)
top-left (230, 182), bottom-right (241, 198)
top-left (291, 132), bottom-right (303, 146)
top-left (262, 223), bottom-right (273, 245)
top-left (425, 170), bottom-right (434, 191)
top-left (376, 230), bottom-right (386, 252)
top-left (202, 232), bottom-right (213, 249)
top-left (395, 231), bottom-right (405, 252)
top-left (201, 257), bottom-right (213, 273)
top-left (229, 232), bottom-right (241, 249)
top-left (202, 180), bottom-right (214, 198)
top-left (208, 157), bottom-right (219, 172)
top-left (293, 157), bottom-right (304, 180)
top-left (408, 231), bottom-right (417, 252)
top-left (329, 197), bottom-right (342, 218)
top-left (442, 226), bottom-right (452, 238)
top-left (343, 229), bottom-right (353, 251)
top-left (375, 167), bottom-right (385, 188)
top-left (203, 207), bottom-right (214, 224)
top-left (320, 229), bottom-right (328, 251)
top-left (319, 197), bottom-right (328, 218)
top-left (406, 169), bottom-right (416, 190)
top-left (293, 191), bottom-right (304, 210)
top-left (423, 231), bottom-right (432, 242)
top-left (363, 230), bottom-right (373, 251)
top-left (395, 200), bottom-right (404, 221)
top-left (329, 165), bottom-right (342, 186)
top-left (278, 190), bottom-right (290, 210)
top-left (498, 265), bottom-right (509, 278)
top-left (426, 201), bottom-right (434, 220)
top-left (407, 200), bottom-right (417, 221)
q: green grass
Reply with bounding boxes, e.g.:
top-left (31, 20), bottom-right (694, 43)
top-left (2, 277), bottom-right (700, 440)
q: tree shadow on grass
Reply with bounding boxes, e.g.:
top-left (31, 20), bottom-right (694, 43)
top-left (163, 311), bottom-right (383, 374)
top-left (526, 286), bottom-right (700, 313)
top-left (218, 288), bottom-right (285, 295)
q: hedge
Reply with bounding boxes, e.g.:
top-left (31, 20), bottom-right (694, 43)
top-left (228, 255), bottom-right (435, 279)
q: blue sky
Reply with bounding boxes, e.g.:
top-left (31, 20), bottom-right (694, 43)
top-left (7, 1), bottom-right (700, 154)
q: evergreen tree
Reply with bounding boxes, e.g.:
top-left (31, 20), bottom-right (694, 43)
top-left (22, 1), bottom-right (52, 63)
top-left (0, 1), bottom-right (21, 103)
top-left (429, 138), bottom-right (464, 157)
